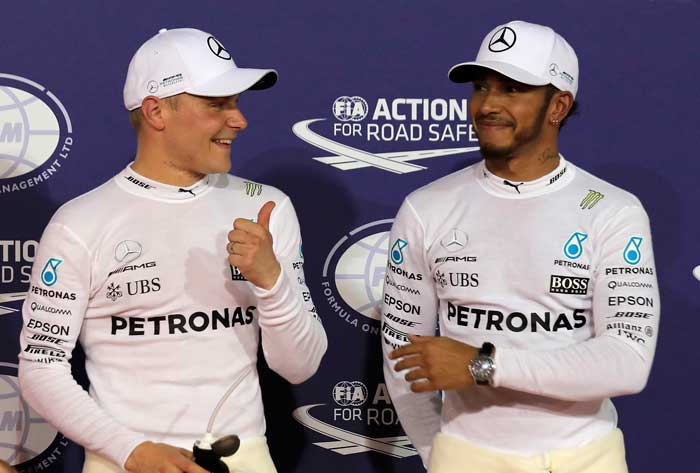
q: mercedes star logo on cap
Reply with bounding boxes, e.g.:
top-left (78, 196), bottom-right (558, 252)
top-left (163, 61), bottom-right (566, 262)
top-left (207, 36), bottom-right (232, 60)
top-left (488, 26), bottom-right (517, 52)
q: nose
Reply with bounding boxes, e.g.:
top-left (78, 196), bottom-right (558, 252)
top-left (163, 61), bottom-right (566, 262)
top-left (476, 90), bottom-right (503, 116)
top-left (226, 108), bottom-right (248, 130)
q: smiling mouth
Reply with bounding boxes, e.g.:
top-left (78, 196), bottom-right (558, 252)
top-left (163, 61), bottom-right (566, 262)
top-left (212, 138), bottom-right (233, 144)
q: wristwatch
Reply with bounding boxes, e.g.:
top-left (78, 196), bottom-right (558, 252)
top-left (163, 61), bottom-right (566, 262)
top-left (468, 342), bottom-right (495, 386)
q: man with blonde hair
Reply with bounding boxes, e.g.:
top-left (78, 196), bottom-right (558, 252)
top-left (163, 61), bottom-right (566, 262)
top-left (19, 28), bottom-right (326, 473)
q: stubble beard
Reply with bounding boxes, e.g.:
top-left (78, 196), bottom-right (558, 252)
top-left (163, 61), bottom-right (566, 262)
top-left (477, 101), bottom-right (549, 161)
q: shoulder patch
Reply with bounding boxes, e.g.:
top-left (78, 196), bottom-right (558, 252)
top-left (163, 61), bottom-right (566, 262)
top-left (243, 180), bottom-right (263, 197)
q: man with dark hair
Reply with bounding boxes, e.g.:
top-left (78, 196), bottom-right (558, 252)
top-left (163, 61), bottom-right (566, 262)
top-left (382, 20), bottom-right (658, 473)
top-left (19, 28), bottom-right (327, 473)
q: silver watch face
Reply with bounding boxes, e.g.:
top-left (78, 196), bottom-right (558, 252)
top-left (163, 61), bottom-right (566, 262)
top-left (470, 356), bottom-right (494, 382)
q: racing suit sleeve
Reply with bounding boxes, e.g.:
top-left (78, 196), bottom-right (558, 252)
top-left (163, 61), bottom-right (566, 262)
top-left (18, 222), bottom-right (146, 468)
top-left (381, 198), bottom-right (442, 467)
top-left (253, 197), bottom-right (327, 384)
top-left (493, 205), bottom-right (659, 401)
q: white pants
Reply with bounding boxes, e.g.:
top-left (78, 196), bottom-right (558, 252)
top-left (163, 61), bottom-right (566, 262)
top-left (83, 437), bottom-right (277, 473)
top-left (428, 428), bottom-right (628, 473)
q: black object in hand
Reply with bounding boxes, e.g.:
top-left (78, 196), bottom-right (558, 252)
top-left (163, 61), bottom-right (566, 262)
top-left (193, 435), bottom-right (240, 473)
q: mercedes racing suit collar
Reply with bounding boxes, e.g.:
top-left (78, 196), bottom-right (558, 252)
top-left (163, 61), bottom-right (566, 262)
top-left (115, 163), bottom-right (214, 201)
top-left (477, 154), bottom-right (574, 199)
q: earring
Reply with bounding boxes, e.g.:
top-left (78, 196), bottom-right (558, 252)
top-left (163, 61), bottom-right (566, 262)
top-left (550, 118), bottom-right (560, 126)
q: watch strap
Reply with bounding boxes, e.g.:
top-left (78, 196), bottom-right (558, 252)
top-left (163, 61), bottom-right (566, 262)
top-left (479, 342), bottom-right (495, 357)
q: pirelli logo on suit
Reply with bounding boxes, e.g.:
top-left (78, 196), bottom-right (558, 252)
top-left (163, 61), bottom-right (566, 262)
top-left (381, 321), bottom-right (410, 343)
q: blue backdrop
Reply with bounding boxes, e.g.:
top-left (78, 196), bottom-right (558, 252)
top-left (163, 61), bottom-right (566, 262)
top-left (0, 1), bottom-right (698, 472)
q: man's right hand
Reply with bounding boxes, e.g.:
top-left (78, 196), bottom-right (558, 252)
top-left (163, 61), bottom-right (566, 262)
top-left (125, 441), bottom-right (209, 473)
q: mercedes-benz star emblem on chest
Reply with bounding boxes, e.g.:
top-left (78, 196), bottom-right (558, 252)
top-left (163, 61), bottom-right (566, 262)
top-left (440, 229), bottom-right (468, 253)
top-left (114, 240), bottom-right (142, 264)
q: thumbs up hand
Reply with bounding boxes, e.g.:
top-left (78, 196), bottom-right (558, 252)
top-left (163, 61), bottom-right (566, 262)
top-left (227, 201), bottom-right (281, 290)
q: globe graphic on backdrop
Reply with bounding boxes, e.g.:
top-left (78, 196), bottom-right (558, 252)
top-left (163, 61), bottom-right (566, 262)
top-left (0, 364), bottom-right (59, 466)
top-left (332, 96), bottom-right (368, 122)
top-left (0, 85), bottom-right (60, 179)
top-left (332, 381), bottom-right (368, 407)
top-left (334, 231), bottom-right (389, 321)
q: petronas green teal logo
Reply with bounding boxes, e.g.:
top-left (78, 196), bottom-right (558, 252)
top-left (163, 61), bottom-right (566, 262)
top-left (40, 258), bottom-right (62, 286)
top-left (623, 237), bottom-right (643, 265)
top-left (390, 239), bottom-right (408, 265)
top-left (563, 233), bottom-right (587, 259)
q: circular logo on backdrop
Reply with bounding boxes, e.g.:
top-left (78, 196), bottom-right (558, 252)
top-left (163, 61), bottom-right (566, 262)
top-left (0, 362), bottom-right (68, 468)
top-left (0, 74), bottom-right (73, 195)
top-left (488, 26), bottom-right (517, 52)
top-left (320, 219), bottom-right (393, 335)
top-left (293, 378), bottom-right (416, 458)
top-left (332, 381), bottom-right (368, 407)
top-left (332, 96), bottom-right (368, 122)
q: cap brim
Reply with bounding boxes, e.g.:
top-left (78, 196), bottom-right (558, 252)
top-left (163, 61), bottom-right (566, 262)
top-left (187, 67), bottom-right (278, 97)
top-left (448, 61), bottom-right (548, 87)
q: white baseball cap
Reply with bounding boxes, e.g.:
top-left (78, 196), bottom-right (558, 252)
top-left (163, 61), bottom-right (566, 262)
top-left (123, 28), bottom-right (278, 111)
top-left (448, 20), bottom-right (579, 99)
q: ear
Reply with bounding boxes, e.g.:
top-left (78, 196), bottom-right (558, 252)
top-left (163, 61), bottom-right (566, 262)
top-left (140, 96), bottom-right (167, 131)
top-left (549, 91), bottom-right (574, 124)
